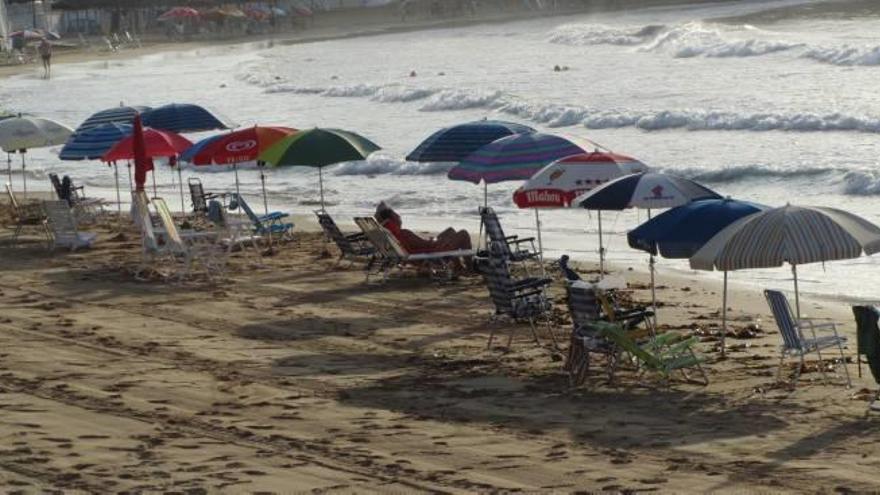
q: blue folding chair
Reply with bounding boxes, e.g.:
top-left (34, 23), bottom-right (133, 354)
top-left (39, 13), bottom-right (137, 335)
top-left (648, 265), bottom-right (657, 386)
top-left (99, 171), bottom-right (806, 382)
top-left (230, 193), bottom-right (294, 237)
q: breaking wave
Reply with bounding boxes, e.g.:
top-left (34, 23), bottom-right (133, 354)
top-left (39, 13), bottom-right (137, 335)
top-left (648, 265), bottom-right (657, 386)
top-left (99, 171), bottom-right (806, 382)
top-left (801, 45), bottom-right (880, 66)
top-left (548, 23), bottom-right (665, 46)
top-left (639, 23), bottom-right (802, 58)
top-left (669, 164), bottom-right (837, 183)
top-left (842, 170), bottom-right (880, 196)
top-left (331, 154), bottom-right (452, 176)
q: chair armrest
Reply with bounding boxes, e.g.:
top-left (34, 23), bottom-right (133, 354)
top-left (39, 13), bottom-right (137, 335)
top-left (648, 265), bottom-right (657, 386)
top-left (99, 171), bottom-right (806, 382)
top-left (345, 232), bottom-right (367, 241)
top-left (259, 212), bottom-right (289, 221)
top-left (512, 277), bottom-right (552, 291)
top-left (508, 237), bottom-right (535, 245)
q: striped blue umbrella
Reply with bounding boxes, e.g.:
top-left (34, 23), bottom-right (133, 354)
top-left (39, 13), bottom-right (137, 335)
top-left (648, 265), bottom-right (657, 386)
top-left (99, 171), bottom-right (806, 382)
top-left (60, 122), bottom-right (132, 161)
top-left (406, 120), bottom-right (534, 163)
top-left (142, 103), bottom-right (232, 133)
top-left (77, 106), bottom-right (150, 133)
top-left (628, 198), bottom-right (767, 352)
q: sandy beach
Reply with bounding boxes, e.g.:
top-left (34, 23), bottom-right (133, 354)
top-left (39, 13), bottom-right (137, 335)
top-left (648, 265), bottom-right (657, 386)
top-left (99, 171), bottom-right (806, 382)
top-left (0, 203), bottom-right (877, 493)
top-left (4, 0), bottom-right (880, 491)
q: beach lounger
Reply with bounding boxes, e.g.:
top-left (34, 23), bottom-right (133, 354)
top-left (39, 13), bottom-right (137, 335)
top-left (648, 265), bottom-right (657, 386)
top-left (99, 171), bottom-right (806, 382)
top-left (316, 210), bottom-right (375, 266)
top-left (230, 193), bottom-right (293, 238)
top-left (476, 254), bottom-right (556, 349)
top-left (43, 200), bottom-right (97, 252)
top-left (212, 200), bottom-right (263, 260)
top-left (6, 184), bottom-right (50, 247)
top-left (355, 217), bottom-right (474, 283)
top-left (595, 321), bottom-right (708, 387)
top-left (480, 206), bottom-right (540, 266)
top-left (151, 197), bottom-right (227, 280)
top-left (765, 289), bottom-right (851, 388)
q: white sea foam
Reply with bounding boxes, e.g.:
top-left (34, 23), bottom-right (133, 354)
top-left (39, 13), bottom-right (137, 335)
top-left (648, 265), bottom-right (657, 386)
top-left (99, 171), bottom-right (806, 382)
top-left (802, 45), bottom-right (880, 66)
top-left (843, 170), bottom-right (880, 195)
top-left (640, 22), bottom-right (801, 58)
top-left (547, 23), bottom-right (664, 47)
top-left (669, 164), bottom-right (837, 183)
top-left (418, 89), bottom-right (507, 112)
top-left (331, 154), bottom-right (452, 176)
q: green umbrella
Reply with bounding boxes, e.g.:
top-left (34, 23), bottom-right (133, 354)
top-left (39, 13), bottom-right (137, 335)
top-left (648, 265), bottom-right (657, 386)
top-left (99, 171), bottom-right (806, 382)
top-left (259, 128), bottom-right (380, 211)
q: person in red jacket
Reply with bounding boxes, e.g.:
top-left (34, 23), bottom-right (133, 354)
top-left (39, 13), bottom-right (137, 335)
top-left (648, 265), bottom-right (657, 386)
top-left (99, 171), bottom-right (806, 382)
top-left (374, 202), bottom-right (472, 254)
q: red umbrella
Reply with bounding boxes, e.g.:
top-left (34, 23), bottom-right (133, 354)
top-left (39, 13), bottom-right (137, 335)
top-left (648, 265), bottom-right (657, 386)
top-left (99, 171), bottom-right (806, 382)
top-left (104, 125), bottom-right (191, 201)
top-left (186, 125), bottom-right (296, 213)
top-left (158, 7), bottom-right (200, 21)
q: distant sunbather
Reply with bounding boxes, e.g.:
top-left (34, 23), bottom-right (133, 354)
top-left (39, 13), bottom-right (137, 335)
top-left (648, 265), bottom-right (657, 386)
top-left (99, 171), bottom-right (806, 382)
top-left (374, 202), bottom-right (472, 254)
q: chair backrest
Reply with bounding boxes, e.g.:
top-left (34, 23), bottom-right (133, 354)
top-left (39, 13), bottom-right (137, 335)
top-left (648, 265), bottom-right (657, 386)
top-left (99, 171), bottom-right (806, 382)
top-left (354, 217), bottom-right (399, 261)
top-left (316, 211), bottom-right (353, 253)
top-left (151, 197), bottom-right (188, 256)
top-left (131, 190), bottom-right (160, 252)
top-left (233, 193), bottom-right (263, 230)
top-left (48, 173), bottom-right (63, 199)
top-left (43, 200), bottom-right (79, 243)
top-left (566, 282), bottom-right (601, 328)
top-left (478, 255), bottom-right (516, 315)
top-left (188, 178), bottom-right (207, 213)
top-left (764, 290), bottom-right (803, 350)
top-left (480, 206), bottom-right (512, 258)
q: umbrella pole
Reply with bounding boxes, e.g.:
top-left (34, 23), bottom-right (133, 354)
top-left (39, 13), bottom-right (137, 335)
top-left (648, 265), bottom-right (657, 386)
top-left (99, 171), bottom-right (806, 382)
top-left (721, 270), bottom-right (728, 358)
top-left (127, 161), bottom-right (132, 190)
top-left (20, 153), bottom-right (26, 200)
top-left (177, 166), bottom-right (185, 214)
top-left (792, 264), bottom-right (800, 319)
top-left (260, 163), bottom-right (269, 216)
top-left (534, 209), bottom-right (545, 276)
top-left (151, 171), bottom-right (157, 199)
top-left (483, 182), bottom-right (488, 209)
top-left (5, 152), bottom-right (11, 188)
top-left (318, 167), bottom-right (325, 212)
top-left (234, 162), bottom-right (241, 199)
top-left (113, 162), bottom-right (121, 218)
top-left (647, 208), bottom-right (657, 328)
top-left (597, 210), bottom-right (605, 279)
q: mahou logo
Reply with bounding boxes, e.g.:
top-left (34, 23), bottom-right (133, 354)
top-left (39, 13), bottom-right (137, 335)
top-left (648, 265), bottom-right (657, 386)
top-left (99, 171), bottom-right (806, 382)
top-left (226, 140), bottom-right (257, 152)
top-left (526, 190), bottom-right (562, 204)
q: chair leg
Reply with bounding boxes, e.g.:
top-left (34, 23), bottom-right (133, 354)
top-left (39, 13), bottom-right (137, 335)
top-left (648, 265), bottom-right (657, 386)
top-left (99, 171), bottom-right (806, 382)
top-left (776, 350), bottom-right (786, 383)
top-left (815, 347), bottom-right (829, 385)
top-left (527, 318), bottom-right (541, 346)
top-left (793, 353), bottom-right (805, 388)
top-left (487, 321), bottom-right (497, 349)
top-left (836, 340), bottom-right (853, 388)
top-left (544, 316), bottom-right (560, 350)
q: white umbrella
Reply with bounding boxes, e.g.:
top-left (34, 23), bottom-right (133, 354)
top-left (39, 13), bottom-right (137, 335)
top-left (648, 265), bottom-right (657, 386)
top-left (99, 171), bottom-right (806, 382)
top-left (691, 204), bottom-right (880, 318)
top-left (0, 115), bottom-right (74, 199)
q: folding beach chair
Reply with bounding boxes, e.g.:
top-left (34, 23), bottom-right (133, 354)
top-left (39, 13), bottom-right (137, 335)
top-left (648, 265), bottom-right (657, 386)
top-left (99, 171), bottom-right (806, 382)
top-left (765, 289), bottom-right (851, 388)
top-left (151, 197), bottom-right (227, 281)
top-left (596, 321), bottom-right (708, 387)
top-left (211, 200), bottom-right (263, 260)
top-left (6, 184), bottom-right (50, 247)
top-left (230, 193), bottom-right (293, 238)
top-left (479, 207), bottom-right (540, 274)
top-left (43, 200), bottom-right (97, 252)
top-left (188, 178), bottom-right (215, 215)
top-left (565, 281), bottom-right (619, 386)
top-left (476, 254), bottom-right (557, 349)
top-left (316, 210), bottom-right (375, 266)
top-left (49, 173), bottom-right (103, 222)
top-left (355, 217), bottom-right (475, 283)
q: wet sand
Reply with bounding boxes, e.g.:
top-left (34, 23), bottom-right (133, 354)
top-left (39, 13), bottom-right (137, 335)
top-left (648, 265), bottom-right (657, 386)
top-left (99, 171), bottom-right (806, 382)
top-left (0, 204), bottom-right (878, 493)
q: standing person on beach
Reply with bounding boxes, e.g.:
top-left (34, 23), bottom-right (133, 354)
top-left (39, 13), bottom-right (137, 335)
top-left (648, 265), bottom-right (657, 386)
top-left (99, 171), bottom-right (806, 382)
top-left (38, 38), bottom-right (52, 79)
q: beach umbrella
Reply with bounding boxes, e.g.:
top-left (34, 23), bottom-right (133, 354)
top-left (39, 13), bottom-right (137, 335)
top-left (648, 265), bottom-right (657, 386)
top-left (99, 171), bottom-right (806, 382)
top-left (576, 172), bottom-right (721, 320)
top-left (691, 204), bottom-right (880, 320)
top-left (406, 120), bottom-right (534, 163)
top-left (61, 123), bottom-right (133, 215)
top-left (184, 125), bottom-right (297, 213)
top-left (628, 198), bottom-right (767, 355)
top-left (141, 103), bottom-right (232, 134)
top-left (76, 105), bottom-right (150, 133)
top-left (259, 128), bottom-right (380, 211)
top-left (0, 115), bottom-right (73, 199)
top-left (449, 132), bottom-right (598, 267)
top-left (158, 7), bottom-right (200, 21)
top-left (103, 126), bottom-right (192, 200)
top-left (9, 30), bottom-right (44, 41)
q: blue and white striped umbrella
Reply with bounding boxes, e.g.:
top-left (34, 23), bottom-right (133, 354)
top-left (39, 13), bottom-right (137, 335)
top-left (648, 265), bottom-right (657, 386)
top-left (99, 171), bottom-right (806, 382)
top-left (575, 172), bottom-right (721, 211)
top-left (406, 120), bottom-right (534, 163)
top-left (77, 106), bottom-right (150, 133)
top-left (142, 103), bottom-right (232, 133)
top-left (60, 122), bottom-right (132, 161)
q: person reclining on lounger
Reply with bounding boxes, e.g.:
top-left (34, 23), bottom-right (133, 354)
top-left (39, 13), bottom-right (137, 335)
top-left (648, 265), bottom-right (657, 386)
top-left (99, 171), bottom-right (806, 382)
top-left (374, 202), bottom-right (472, 254)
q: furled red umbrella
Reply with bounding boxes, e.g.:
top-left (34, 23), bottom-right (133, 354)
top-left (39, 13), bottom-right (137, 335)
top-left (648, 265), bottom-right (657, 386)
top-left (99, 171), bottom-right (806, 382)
top-left (183, 125), bottom-right (297, 214)
top-left (103, 124), bottom-right (192, 200)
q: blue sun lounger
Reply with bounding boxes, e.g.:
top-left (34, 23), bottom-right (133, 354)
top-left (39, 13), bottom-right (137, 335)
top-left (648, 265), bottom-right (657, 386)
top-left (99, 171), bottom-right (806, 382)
top-left (230, 193), bottom-right (294, 237)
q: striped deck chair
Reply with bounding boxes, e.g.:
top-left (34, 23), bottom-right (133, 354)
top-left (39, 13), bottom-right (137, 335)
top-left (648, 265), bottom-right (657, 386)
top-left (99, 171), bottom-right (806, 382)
top-left (565, 282), bottom-right (619, 386)
top-left (355, 217), bottom-right (475, 283)
top-left (316, 211), bottom-right (375, 267)
top-left (6, 184), bottom-right (49, 247)
top-left (480, 206), bottom-right (539, 264)
top-left (43, 200), bottom-right (97, 252)
top-left (477, 255), bottom-right (557, 349)
top-left (765, 290), bottom-right (851, 388)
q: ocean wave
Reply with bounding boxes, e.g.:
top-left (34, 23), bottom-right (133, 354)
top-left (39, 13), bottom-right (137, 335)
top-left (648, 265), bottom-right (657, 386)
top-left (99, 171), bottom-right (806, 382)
top-left (669, 164), bottom-right (837, 183)
top-left (842, 170), bottom-right (880, 195)
top-left (418, 89), bottom-right (506, 112)
top-left (331, 154), bottom-right (453, 176)
top-left (640, 22), bottom-right (801, 58)
top-left (547, 23), bottom-right (665, 47)
top-left (802, 45), bottom-right (880, 66)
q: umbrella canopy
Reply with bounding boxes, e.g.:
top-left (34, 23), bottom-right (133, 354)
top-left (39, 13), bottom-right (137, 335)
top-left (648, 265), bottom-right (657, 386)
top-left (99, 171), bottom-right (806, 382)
top-left (141, 103), bottom-right (232, 134)
top-left (629, 197), bottom-right (767, 355)
top-left (513, 152), bottom-right (649, 208)
top-left (102, 127), bottom-right (192, 162)
top-left (406, 120), bottom-right (534, 163)
top-left (158, 7), bottom-right (200, 20)
top-left (77, 105), bottom-right (150, 133)
top-left (0, 115), bottom-right (73, 151)
top-left (259, 128), bottom-right (380, 210)
top-left (691, 204), bottom-right (880, 317)
top-left (576, 172), bottom-right (722, 211)
top-left (186, 126), bottom-right (296, 165)
top-left (629, 198), bottom-right (766, 258)
top-left (448, 132), bottom-right (596, 185)
top-left (60, 122), bottom-right (132, 161)
top-left (9, 29), bottom-right (44, 41)
top-left (179, 134), bottom-right (223, 163)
